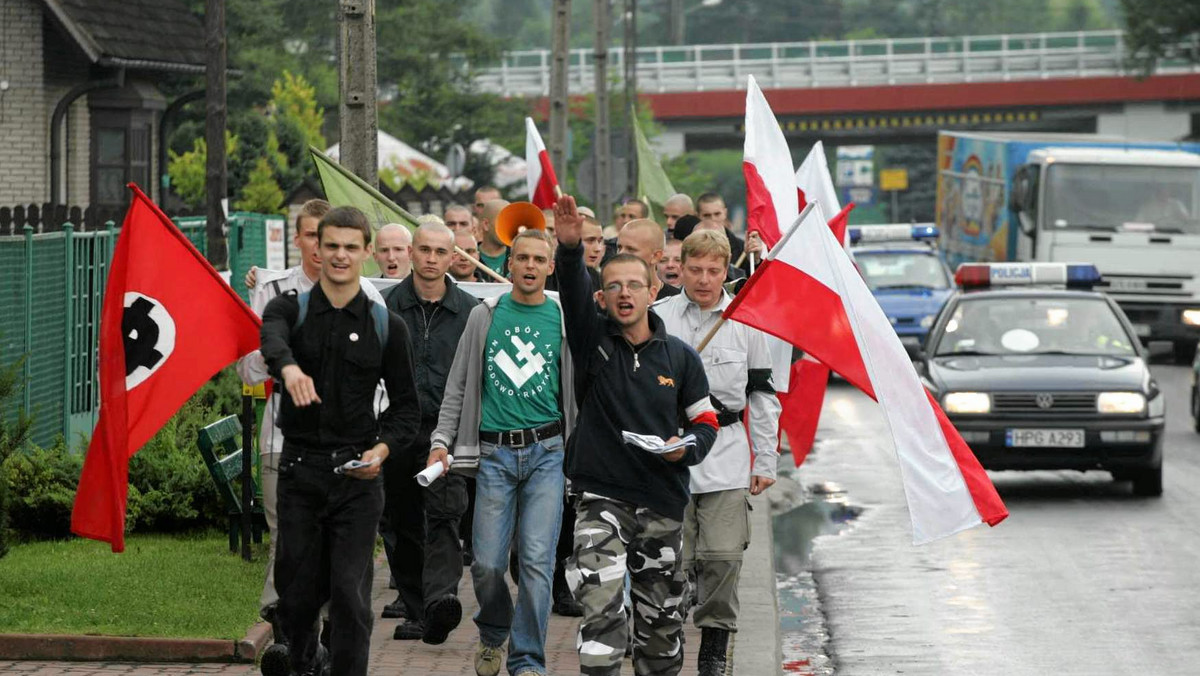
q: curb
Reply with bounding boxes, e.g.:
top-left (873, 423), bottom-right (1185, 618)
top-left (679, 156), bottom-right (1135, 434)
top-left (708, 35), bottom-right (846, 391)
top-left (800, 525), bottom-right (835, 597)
top-left (732, 491), bottom-right (784, 676)
top-left (0, 621), bottom-right (272, 663)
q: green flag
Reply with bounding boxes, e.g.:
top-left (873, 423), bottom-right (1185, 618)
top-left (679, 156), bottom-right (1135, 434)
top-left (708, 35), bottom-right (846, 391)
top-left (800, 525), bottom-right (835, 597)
top-left (632, 111), bottom-right (676, 216)
top-left (310, 146), bottom-right (420, 276)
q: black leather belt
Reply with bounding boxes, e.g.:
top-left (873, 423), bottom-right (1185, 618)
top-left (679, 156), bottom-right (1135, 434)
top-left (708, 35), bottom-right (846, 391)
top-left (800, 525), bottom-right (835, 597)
top-left (479, 420), bottom-right (563, 448)
top-left (717, 410), bottom-right (744, 428)
top-left (282, 442), bottom-right (366, 469)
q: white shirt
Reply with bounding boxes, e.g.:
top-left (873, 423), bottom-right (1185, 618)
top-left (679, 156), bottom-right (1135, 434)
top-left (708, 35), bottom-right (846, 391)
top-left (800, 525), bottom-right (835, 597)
top-left (653, 289), bottom-right (781, 494)
top-left (235, 267), bottom-right (386, 455)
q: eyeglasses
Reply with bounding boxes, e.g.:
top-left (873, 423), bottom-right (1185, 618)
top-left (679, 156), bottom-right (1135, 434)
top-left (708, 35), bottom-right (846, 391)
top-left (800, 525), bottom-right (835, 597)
top-left (603, 280), bottom-right (648, 294)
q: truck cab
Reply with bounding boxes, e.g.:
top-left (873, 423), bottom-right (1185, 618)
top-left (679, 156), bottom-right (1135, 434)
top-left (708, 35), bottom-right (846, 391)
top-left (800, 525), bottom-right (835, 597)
top-left (1010, 147), bottom-right (1200, 361)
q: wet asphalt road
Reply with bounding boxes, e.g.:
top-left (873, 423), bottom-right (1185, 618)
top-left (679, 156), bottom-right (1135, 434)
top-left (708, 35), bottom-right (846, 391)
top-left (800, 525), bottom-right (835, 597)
top-left (790, 359), bottom-right (1200, 676)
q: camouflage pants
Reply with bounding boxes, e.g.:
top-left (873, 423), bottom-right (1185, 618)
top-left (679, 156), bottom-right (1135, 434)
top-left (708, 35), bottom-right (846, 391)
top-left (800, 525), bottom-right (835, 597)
top-left (566, 492), bottom-right (687, 676)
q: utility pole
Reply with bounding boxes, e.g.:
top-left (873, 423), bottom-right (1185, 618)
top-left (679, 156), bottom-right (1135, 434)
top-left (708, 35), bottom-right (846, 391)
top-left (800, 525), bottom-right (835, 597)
top-left (338, 0), bottom-right (379, 188)
top-left (668, 0), bottom-right (684, 45)
top-left (594, 0), bottom-right (612, 226)
top-left (549, 0), bottom-right (571, 182)
top-left (204, 0), bottom-right (227, 266)
top-left (623, 0), bottom-right (637, 199)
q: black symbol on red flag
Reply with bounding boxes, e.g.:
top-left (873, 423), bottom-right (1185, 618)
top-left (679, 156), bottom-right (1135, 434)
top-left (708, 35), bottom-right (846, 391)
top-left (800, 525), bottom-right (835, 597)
top-left (121, 292), bottom-right (176, 389)
top-left (123, 297), bottom-right (162, 376)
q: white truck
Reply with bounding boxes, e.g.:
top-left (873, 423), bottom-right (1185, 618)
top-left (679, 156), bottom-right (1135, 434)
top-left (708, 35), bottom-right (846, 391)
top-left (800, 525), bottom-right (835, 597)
top-left (936, 131), bottom-right (1200, 362)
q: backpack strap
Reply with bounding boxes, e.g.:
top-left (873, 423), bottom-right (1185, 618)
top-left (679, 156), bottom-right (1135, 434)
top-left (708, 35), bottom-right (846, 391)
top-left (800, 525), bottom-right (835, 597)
top-left (293, 290), bottom-right (311, 336)
top-left (369, 300), bottom-right (390, 347)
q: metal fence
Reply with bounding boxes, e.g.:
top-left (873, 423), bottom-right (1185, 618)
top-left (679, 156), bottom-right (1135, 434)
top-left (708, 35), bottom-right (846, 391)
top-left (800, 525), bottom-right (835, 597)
top-left (0, 212), bottom-right (278, 450)
top-left (470, 29), bottom-right (1200, 96)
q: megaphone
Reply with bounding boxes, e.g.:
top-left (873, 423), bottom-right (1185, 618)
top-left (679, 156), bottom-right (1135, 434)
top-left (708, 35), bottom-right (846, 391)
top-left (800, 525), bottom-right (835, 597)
top-left (496, 201), bottom-right (547, 246)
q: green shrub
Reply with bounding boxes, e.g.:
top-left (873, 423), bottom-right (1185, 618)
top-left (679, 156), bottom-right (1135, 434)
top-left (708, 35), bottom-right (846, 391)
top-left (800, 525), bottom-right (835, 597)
top-left (0, 355), bottom-right (33, 558)
top-left (2, 442), bottom-right (82, 539)
top-left (2, 367), bottom-right (247, 541)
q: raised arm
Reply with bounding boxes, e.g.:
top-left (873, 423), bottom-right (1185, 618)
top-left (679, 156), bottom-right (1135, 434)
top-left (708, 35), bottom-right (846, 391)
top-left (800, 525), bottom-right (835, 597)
top-left (553, 194), bottom-right (602, 357)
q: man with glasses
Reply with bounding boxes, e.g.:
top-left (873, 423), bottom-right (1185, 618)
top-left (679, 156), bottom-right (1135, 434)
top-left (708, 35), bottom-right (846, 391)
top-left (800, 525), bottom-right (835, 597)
top-left (552, 193), bottom-right (719, 676)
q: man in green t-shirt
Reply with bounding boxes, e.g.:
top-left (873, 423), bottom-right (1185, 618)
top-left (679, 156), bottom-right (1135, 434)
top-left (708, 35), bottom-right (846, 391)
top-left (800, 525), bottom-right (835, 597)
top-left (428, 229), bottom-right (577, 676)
top-left (477, 199), bottom-right (511, 278)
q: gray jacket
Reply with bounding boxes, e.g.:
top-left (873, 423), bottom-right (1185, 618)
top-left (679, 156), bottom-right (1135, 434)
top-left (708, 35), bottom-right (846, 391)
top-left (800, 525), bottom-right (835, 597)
top-left (430, 293), bottom-right (578, 476)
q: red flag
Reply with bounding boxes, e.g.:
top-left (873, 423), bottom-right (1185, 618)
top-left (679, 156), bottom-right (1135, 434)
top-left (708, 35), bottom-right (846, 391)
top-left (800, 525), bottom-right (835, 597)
top-left (71, 185), bottom-right (261, 552)
top-left (525, 117), bottom-right (560, 209)
top-left (777, 204), bottom-right (854, 466)
top-left (725, 203), bottom-right (1006, 544)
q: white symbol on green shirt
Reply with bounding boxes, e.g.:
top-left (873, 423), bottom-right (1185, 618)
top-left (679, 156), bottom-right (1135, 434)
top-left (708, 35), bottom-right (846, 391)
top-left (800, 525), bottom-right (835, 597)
top-left (495, 335), bottom-right (547, 388)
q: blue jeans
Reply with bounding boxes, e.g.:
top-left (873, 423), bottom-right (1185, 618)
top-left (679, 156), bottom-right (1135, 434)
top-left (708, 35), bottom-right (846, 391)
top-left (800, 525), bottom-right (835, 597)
top-left (472, 434), bottom-right (566, 675)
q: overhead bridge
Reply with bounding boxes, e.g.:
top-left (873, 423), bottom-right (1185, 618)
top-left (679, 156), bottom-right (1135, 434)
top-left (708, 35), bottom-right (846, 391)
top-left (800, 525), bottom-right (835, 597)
top-left (470, 30), bottom-right (1200, 149)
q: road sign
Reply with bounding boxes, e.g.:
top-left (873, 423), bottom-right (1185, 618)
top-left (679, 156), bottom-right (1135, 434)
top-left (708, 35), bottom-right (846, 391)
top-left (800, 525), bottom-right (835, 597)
top-left (880, 168), bottom-right (909, 191)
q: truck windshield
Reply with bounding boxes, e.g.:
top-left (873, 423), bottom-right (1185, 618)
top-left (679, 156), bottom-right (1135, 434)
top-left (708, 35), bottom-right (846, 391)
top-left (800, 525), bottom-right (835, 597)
top-left (854, 251), bottom-right (950, 291)
top-left (933, 296), bottom-right (1136, 357)
top-left (1044, 163), bottom-right (1200, 234)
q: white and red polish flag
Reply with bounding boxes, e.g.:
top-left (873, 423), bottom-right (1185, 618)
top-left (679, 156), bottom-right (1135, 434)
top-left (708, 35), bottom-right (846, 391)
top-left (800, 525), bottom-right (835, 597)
top-left (725, 203), bottom-right (1009, 543)
top-left (525, 117), bottom-right (561, 209)
top-left (742, 75), bottom-right (798, 250)
top-left (795, 141), bottom-right (844, 246)
top-left (780, 203), bottom-right (853, 467)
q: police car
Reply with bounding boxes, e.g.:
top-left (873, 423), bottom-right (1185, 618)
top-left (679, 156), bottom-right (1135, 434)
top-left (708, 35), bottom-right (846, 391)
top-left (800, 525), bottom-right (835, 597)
top-left (849, 224), bottom-right (954, 356)
top-left (918, 263), bottom-right (1165, 496)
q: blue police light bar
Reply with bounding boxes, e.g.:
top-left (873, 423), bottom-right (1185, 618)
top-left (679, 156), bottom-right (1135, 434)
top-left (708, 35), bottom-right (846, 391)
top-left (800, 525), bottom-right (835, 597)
top-left (955, 263), bottom-right (1101, 289)
top-left (849, 224), bottom-right (939, 245)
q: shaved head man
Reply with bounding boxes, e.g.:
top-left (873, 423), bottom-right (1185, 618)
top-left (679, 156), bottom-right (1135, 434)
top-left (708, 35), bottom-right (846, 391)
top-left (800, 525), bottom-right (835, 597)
top-left (375, 223), bottom-right (413, 279)
top-left (615, 199), bottom-right (650, 230)
top-left (662, 194), bottom-right (695, 235)
top-left (474, 186), bottom-right (501, 218)
top-left (451, 231), bottom-right (482, 283)
top-left (443, 204), bottom-right (474, 237)
top-left (477, 198), bottom-right (511, 277)
top-left (617, 218), bottom-right (681, 298)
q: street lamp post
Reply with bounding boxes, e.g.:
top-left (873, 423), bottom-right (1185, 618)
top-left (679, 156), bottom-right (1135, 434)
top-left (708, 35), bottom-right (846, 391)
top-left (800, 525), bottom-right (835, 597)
top-left (671, 0), bottom-right (723, 46)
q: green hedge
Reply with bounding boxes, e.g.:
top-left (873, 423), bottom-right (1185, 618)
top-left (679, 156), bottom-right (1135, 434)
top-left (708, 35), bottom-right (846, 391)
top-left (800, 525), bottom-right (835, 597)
top-left (1, 367), bottom-right (245, 549)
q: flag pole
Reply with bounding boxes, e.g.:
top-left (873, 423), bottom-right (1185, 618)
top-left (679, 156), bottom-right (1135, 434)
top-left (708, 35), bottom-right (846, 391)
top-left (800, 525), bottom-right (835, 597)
top-left (455, 246), bottom-right (511, 284)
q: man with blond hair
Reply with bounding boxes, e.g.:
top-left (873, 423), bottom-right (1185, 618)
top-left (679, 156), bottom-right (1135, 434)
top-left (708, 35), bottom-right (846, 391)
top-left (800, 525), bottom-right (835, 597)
top-left (651, 229), bottom-right (779, 676)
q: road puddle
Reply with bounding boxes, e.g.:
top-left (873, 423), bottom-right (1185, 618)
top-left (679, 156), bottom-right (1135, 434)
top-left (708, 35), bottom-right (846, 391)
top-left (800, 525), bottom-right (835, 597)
top-left (773, 480), bottom-right (862, 675)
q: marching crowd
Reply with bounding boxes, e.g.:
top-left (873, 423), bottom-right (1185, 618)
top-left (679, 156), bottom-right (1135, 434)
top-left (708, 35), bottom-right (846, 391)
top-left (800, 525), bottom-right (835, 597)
top-left (235, 185), bottom-right (781, 676)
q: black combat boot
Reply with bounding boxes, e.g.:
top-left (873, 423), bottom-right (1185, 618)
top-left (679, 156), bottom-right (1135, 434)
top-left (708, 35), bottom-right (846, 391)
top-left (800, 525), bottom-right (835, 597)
top-left (697, 627), bottom-right (730, 676)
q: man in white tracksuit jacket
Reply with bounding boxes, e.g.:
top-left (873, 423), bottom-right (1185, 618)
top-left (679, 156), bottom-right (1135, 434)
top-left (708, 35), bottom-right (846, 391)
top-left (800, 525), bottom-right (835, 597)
top-left (651, 229), bottom-right (780, 676)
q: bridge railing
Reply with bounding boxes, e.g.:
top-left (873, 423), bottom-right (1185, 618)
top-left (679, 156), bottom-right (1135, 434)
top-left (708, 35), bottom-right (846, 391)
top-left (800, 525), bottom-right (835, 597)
top-left (469, 29), bottom-right (1200, 96)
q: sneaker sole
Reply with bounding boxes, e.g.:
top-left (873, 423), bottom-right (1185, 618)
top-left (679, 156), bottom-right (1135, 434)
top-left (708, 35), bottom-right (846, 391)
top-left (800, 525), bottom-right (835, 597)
top-left (422, 596), bottom-right (463, 645)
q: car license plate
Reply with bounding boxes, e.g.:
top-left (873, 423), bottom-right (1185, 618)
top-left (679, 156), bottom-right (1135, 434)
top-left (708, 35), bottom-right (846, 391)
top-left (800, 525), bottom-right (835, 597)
top-left (1005, 428), bottom-right (1085, 448)
top-left (1131, 323), bottom-right (1151, 337)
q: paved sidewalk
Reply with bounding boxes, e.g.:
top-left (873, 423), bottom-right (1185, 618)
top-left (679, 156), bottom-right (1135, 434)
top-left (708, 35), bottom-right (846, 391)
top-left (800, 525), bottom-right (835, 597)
top-left (1, 496), bottom-right (781, 675)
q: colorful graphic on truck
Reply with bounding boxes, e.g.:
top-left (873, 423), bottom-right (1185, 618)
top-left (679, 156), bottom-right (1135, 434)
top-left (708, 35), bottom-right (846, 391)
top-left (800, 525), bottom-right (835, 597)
top-left (937, 134), bottom-right (1010, 266)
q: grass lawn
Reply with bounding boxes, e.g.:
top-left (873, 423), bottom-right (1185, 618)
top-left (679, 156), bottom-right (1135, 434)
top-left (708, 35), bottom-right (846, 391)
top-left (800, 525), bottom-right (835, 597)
top-left (0, 531), bottom-right (268, 639)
